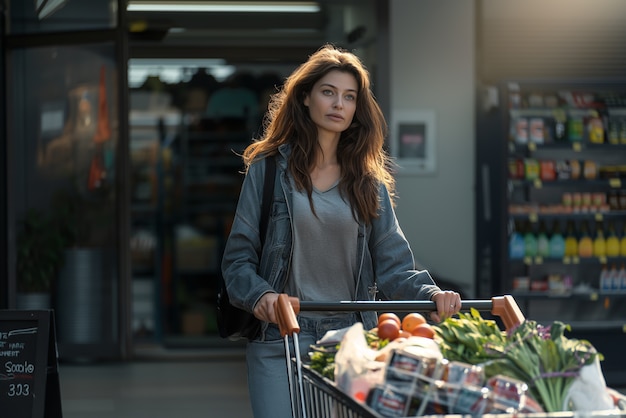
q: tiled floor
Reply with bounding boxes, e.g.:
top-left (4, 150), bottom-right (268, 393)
top-left (59, 351), bottom-right (253, 418)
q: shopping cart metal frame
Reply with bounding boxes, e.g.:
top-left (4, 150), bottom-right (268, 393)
top-left (274, 295), bottom-right (526, 418)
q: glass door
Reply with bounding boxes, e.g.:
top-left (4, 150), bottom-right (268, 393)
top-left (4, 0), bottom-right (130, 360)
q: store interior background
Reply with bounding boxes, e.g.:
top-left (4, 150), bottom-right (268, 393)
top-left (4, 0), bottom-right (626, 366)
top-left (127, 0), bottom-right (476, 353)
top-left (126, 0), bottom-right (626, 354)
top-left (126, 0), bottom-right (388, 352)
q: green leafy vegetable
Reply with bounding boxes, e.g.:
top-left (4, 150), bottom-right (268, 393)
top-left (434, 309), bottom-right (602, 412)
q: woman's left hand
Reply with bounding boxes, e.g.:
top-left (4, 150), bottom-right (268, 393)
top-left (430, 291), bottom-right (462, 323)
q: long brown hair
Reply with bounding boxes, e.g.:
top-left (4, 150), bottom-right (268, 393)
top-left (243, 44), bottom-right (395, 223)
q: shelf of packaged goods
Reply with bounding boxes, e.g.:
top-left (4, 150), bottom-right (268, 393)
top-left (509, 211), bottom-right (626, 221)
top-left (509, 256), bottom-right (626, 266)
top-left (511, 291), bottom-right (626, 300)
top-left (508, 178), bottom-right (624, 189)
top-left (509, 142), bottom-right (626, 154)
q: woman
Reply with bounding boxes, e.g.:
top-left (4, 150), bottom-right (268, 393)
top-left (221, 44), bottom-right (462, 417)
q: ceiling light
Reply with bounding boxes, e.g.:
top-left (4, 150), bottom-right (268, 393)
top-left (127, 1), bottom-right (320, 13)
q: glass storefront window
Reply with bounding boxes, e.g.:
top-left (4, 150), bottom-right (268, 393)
top-left (7, 0), bottom-right (117, 35)
top-left (128, 59), bottom-right (298, 345)
top-left (8, 43), bottom-right (120, 358)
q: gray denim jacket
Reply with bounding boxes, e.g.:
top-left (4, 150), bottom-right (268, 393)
top-left (221, 144), bottom-right (441, 331)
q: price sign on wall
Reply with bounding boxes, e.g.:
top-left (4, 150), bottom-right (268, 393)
top-left (0, 310), bottom-right (62, 418)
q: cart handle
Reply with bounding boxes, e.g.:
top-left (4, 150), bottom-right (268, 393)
top-left (275, 293), bottom-right (300, 337)
top-left (275, 294), bottom-right (525, 333)
top-left (491, 295), bottom-right (526, 331)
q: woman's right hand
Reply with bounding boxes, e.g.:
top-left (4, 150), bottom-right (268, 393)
top-left (253, 292), bottom-right (279, 323)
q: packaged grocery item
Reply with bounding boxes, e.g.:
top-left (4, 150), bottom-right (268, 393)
top-left (367, 384), bottom-right (414, 417)
top-left (570, 160), bottom-right (581, 180)
top-left (571, 192), bottom-right (582, 209)
top-left (586, 115), bottom-right (604, 143)
top-left (508, 159), bottom-right (524, 179)
top-left (385, 346), bottom-right (441, 390)
top-left (486, 374), bottom-right (528, 413)
top-left (524, 159), bottom-right (540, 181)
top-left (552, 109), bottom-right (567, 141)
top-left (568, 116), bottom-right (584, 142)
top-left (592, 192), bottom-right (606, 208)
top-left (540, 160), bottom-right (556, 181)
top-left (555, 160), bottom-right (572, 180)
top-left (514, 117), bottom-right (529, 144)
top-left (450, 385), bottom-right (490, 415)
top-left (583, 160), bottom-right (598, 180)
top-left (444, 361), bottom-right (484, 386)
top-left (529, 118), bottom-right (545, 144)
top-left (607, 191), bottom-right (620, 211)
top-left (513, 276), bottom-right (530, 291)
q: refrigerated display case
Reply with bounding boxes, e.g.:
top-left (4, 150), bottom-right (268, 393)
top-left (475, 80), bottom-right (626, 386)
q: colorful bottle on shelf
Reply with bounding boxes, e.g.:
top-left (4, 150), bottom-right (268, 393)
top-left (618, 263), bottom-right (626, 291)
top-left (548, 221), bottom-right (565, 259)
top-left (592, 220), bottom-right (606, 258)
top-left (606, 221), bottom-right (620, 257)
top-left (536, 220), bottom-right (550, 258)
top-left (524, 220), bottom-right (538, 258)
top-left (509, 220), bottom-right (525, 259)
top-left (609, 263), bottom-right (620, 291)
top-left (599, 264), bottom-right (611, 293)
top-left (621, 222), bottom-right (626, 257)
top-left (564, 220), bottom-right (579, 257)
top-left (578, 220), bottom-right (593, 258)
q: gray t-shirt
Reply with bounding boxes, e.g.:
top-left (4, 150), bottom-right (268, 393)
top-left (285, 181), bottom-right (359, 317)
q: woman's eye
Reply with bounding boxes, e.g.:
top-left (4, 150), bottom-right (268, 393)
top-left (322, 89), bottom-right (333, 96)
top-left (345, 94), bottom-right (356, 101)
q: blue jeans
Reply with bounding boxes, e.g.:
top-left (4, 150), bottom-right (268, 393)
top-left (246, 314), bottom-right (358, 418)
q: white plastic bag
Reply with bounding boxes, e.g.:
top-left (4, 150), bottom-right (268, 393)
top-left (333, 323), bottom-right (385, 403)
top-left (563, 357), bottom-right (616, 411)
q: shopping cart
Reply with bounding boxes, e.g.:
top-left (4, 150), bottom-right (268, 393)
top-left (273, 294), bottom-right (528, 418)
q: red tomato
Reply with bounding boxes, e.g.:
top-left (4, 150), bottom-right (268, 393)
top-left (377, 319), bottom-right (400, 341)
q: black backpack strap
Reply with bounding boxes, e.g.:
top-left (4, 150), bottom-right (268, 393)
top-left (259, 155), bottom-right (276, 246)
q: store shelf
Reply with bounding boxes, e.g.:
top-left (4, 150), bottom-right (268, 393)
top-left (476, 80), bottom-right (626, 386)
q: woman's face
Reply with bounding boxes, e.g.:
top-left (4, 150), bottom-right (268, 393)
top-left (304, 70), bottom-right (358, 137)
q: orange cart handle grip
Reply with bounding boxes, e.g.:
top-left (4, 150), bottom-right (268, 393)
top-left (275, 294), bottom-right (300, 337)
top-left (491, 295), bottom-right (525, 331)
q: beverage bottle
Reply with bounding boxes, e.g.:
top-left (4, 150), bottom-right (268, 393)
top-left (621, 222), bottom-right (626, 257)
top-left (605, 221), bottom-right (620, 257)
top-left (609, 263), bottom-right (619, 291)
top-left (592, 220), bottom-right (606, 258)
top-left (524, 220), bottom-right (538, 258)
top-left (548, 221), bottom-right (565, 259)
top-left (619, 263), bottom-right (626, 292)
top-left (509, 220), bottom-right (525, 259)
top-left (536, 220), bottom-right (550, 258)
top-left (578, 220), bottom-right (593, 258)
top-left (564, 220), bottom-right (579, 257)
top-left (617, 263), bottom-right (626, 293)
top-left (599, 264), bottom-right (610, 293)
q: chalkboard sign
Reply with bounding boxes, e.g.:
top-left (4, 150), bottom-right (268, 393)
top-left (0, 310), bottom-right (62, 418)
